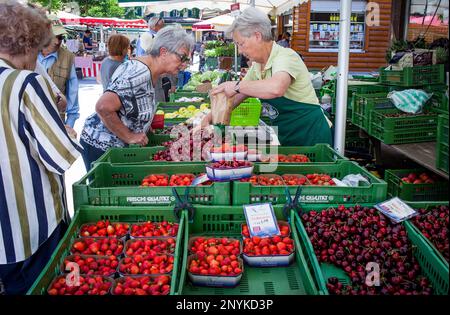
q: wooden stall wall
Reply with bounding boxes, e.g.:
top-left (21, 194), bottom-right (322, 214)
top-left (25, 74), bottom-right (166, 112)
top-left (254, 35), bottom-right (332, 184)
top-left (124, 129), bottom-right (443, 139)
top-left (291, 0), bottom-right (392, 71)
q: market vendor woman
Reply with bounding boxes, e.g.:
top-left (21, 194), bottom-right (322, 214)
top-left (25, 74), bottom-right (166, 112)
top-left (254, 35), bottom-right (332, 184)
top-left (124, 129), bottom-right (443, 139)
top-left (211, 7), bottom-right (332, 146)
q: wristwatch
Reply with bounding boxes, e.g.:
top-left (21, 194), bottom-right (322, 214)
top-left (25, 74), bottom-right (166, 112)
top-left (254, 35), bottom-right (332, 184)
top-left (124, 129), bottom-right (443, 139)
top-left (234, 80), bottom-right (241, 94)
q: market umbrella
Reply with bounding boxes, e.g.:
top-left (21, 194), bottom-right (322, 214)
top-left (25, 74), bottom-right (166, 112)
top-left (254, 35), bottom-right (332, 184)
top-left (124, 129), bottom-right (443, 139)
top-left (118, 0), bottom-right (308, 16)
top-left (192, 13), bottom-right (235, 31)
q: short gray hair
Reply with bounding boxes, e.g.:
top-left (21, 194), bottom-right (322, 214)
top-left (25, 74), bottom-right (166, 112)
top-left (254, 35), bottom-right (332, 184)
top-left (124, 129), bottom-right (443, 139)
top-left (148, 16), bottom-right (162, 30)
top-left (149, 24), bottom-right (194, 56)
top-left (227, 7), bottom-right (272, 41)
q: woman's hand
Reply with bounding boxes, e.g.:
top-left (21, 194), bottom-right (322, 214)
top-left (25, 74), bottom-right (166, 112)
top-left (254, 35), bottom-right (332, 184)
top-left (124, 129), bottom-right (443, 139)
top-left (210, 81), bottom-right (239, 98)
top-left (127, 132), bottom-right (148, 146)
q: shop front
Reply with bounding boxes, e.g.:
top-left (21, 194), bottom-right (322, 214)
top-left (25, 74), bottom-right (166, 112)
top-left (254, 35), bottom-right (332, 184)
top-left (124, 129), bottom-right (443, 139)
top-left (283, 0), bottom-right (393, 71)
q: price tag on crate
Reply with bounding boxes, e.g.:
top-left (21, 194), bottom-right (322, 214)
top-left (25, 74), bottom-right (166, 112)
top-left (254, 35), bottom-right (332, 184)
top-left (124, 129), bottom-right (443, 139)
top-left (191, 174), bottom-right (209, 186)
top-left (243, 203), bottom-right (280, 238)
top-left (375, 197), bottom-right (418, 223)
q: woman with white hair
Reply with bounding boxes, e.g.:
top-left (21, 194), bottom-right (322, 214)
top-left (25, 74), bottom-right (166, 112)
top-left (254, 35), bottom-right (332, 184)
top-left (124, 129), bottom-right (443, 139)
top-left (211, 7), bottom-right (332, 146)
top-left (80, 24), bottom-right (194, 170)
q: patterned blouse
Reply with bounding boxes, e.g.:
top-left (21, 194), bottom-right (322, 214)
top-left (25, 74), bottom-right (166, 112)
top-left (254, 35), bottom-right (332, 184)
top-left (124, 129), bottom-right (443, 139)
top-left (81, 60), bottom-right (156, 151)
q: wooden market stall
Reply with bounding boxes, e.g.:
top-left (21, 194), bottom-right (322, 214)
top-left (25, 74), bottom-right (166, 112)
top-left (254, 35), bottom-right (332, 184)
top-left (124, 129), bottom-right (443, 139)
top-left (279, 0), bottom-right (392, 71)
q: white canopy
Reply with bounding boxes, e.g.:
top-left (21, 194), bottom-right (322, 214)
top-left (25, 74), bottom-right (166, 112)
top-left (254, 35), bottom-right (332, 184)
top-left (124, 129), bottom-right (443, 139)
top-left (192, 13), bottom-right (235, 31)
top-left (119, 0), bottom-right (309, 16)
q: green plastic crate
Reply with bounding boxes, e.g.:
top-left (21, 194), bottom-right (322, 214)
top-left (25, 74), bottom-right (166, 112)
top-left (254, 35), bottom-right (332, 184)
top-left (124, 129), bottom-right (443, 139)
top-left (351, 75), bottom-right (379, 82)
top-left (379, 64), bottom-right (445, 87)
top-left (94, 144), bottom-right (347, 166)
top-left (437, 114), bottom-right (449, 147)
top-left (436, 115), bottom-right (449, 172)
top-left (232, 161), bottom-right (387, 205)
top-left (247, 144), bottom-right (347, 163)
top-left (351, 93), bottom-right (394, 131)
top-left (404, 202), bottom-right (450, 269)
top-left (430, 90), bottom-right (449, 115)
top-left (73, 163), bottom-right (231, 209)
top-left (175, 205), bottom-right (322, 295)
top-left (229, 98), bottom-right (262, 126)
top-left (369, 109), bottom-right (438, 144)
top-left (436, 142), bottom-right (449, 174)
top-left (95, 146), bottom-right (165, 164)
top-left (147, 133), bottom-right (173, 147)
top-left (169, 92), bottom-right (209, 102)
top-left (294, 203), bottom-right (449, 295)
top-left (332, 83), bottom-right (389, 115)
top-left (384, 169), bottom-right (449, 201)
top-left (27, 205), bottom-right (186, 295)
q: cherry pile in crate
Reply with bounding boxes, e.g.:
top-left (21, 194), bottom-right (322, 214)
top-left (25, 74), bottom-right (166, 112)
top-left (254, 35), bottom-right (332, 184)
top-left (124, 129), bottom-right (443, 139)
top-left (47, 220), bottom-right (180, 295)
top-left (301, 205), bottom-right (434, 295)
top-left (411, 205), bottom-right (449, 263)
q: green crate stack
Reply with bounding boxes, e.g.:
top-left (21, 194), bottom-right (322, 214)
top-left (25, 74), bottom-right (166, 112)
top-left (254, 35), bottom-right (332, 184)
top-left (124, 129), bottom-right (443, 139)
top-left (384, 168), bottom-right (449, 201)
top-left (176, 206), bottom-right (322, 295)
top-left (232, 160), bottom-right (387, 205)
top-left (95, 144), bottom-right (347, 166)
top-left (351, 93), bottom-right (394, 131)
top-left (28, 205), bottom-right (187, 295)
top-left (436, 114), bottom-right (449, 174)
top-left (294, 203), bottom-right (449, 295)
top-left (379, 64), bottom-right (445, 87)
top-left (404, 202), bottom-right (450, 268)
top-left (369, 109), bottom-right (438, 144)
top-left (325, 81), bottom-right (388, 116)
top-left (73, 163), bottom-right (231, 209)
top-left (169, 92), bottom-right (209, 102)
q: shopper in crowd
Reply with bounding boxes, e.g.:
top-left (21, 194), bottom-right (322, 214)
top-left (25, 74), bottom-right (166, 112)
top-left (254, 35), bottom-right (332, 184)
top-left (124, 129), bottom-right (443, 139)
top-left (0, 1), bottom-right (82, 295)
top-left (83, 29), bottom-right (94, 51)
top-left (135, 16), bottom-right (165, 57)
top-left (277, 32), bottom-right (291, 48)
top-left (38, 20), bottom-right (80, 128)
top-left (80, 25), bottom-right (194, 171)
top-left (210, 7), bottom-right (331, 146)
top-left (100, 34), bottom-right (130, 91)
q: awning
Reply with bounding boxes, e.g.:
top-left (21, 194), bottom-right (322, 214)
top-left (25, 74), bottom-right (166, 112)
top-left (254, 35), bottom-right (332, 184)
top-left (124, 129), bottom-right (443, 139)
top-left (192, 13), bottom-right (235, 31)
top-left (59, 16), bottom-right (149, 29)
top-left (118, 0), bottom-right (309, 16)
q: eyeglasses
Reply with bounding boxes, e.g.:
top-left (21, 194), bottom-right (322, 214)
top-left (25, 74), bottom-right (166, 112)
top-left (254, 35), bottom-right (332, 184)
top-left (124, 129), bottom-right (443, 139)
top-left (173, 51), bottom-right (190, 63)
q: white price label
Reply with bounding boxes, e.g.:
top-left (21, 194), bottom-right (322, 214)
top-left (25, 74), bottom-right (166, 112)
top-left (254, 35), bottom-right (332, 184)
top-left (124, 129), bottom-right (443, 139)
top-left (243, 203), bottom-right (280, 237)
top-left (375, 197), bottom-right (418, 223)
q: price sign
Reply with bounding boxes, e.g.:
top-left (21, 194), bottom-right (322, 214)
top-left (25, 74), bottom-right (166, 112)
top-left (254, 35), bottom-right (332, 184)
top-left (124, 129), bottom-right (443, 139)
top-left (243, 203), bottom-right (280, 237)
top-left (375, 197), bottom-right (418, 223)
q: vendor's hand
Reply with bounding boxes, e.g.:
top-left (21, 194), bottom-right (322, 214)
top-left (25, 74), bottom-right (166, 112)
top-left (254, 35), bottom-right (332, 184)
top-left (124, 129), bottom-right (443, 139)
top-left (210, 81), bottom-right (239, 98)
top-left (200, 111), bottom-right (212, 128)
top-left (56, 93), bottom-right (67, 113)
top-left (127, 132), bottom-right (148, 146)
top-left (169, 86), bottom-right (176, 93)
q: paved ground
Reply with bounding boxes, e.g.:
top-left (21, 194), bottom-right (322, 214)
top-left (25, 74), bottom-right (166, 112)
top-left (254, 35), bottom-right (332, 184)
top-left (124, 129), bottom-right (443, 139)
top-left (65, 78), bottom-right (102, 217)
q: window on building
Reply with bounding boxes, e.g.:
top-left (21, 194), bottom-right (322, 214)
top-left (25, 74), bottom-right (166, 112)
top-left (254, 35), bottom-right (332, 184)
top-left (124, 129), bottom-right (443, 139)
top-left (281, 10), bottom-right (293, 36)
top-left (309, 0), bottom-right (367, 53)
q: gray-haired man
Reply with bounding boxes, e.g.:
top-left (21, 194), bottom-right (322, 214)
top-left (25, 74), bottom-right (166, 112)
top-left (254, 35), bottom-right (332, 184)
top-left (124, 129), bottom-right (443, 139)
top-left (135, 16), bottom-right (164, 57)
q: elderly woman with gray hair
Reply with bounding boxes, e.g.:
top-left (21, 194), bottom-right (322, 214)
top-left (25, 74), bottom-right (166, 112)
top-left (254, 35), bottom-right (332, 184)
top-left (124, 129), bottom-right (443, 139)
top-left (80, 24), bottom-right (194, 171)
top-left (0, 1), bottom-right (82, 294)
top-left (211, 7), bottom-right (332, 146)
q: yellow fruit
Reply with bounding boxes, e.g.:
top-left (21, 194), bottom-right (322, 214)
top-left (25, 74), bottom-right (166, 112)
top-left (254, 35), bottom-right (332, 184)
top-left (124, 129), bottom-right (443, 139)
top-left (187, 105), bottom-right (197, 111)
top-left (156, 110), bottom-right (164, 115)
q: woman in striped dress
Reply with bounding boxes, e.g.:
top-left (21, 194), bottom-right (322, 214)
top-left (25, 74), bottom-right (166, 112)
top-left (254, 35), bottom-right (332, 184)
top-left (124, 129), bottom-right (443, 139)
top-left (0, 1), bottom-right (82, 294)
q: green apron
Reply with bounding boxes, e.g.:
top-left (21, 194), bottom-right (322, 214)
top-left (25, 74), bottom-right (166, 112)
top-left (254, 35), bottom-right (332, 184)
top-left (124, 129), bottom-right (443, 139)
top-left (261, 96), bottom-right (332, 146)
